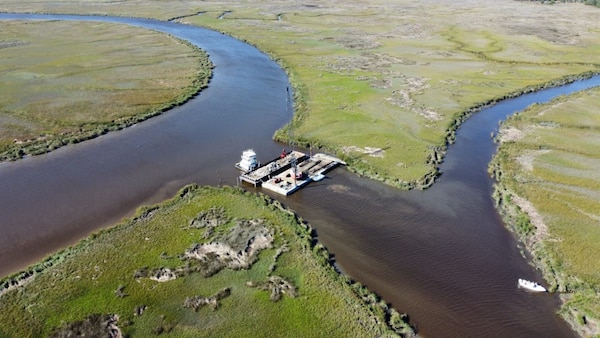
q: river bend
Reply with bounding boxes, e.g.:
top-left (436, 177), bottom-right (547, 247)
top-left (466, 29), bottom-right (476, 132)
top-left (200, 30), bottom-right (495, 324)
top-left (2, 13), bottom-right (599, 338)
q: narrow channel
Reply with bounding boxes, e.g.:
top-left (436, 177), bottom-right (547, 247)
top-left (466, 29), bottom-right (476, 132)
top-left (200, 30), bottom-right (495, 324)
top-left (277, 77), bottom-right (600, 337)
top-left (1, 13), bottom-right (599, 337)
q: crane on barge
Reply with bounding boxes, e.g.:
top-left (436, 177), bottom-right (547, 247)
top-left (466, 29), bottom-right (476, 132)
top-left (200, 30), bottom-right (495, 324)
top-left (286, 87), bottom-right (303, 186)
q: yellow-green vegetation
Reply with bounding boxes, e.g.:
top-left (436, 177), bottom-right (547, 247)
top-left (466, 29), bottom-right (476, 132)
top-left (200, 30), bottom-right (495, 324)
top-left (0, 20), bottom-right (212, 161)
top-left (2, 1), bottom-right (600, 187)
top-left (173, 1), bottom-right (600, 188)
top-left (2, 1), bottom-right (600, 335)
top-left (0, 185), bottom-right (413, 337)
top-left (490, 87), bottom-right (600, 337)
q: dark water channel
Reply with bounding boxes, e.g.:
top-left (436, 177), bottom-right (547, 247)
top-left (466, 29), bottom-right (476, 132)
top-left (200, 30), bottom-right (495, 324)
top-left (1, 13), bottom-right (599, 337)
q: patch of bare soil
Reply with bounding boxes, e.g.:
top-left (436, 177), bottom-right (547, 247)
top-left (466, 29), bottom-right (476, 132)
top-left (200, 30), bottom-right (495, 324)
top-left (511, 194), bottom-right (550, 247)
top-left (137, 216), bottom-right (274, 282)
top-left (432, 0), bottom-right (600, 47)
top-left (335, 34), bottom-right (381, 50)
top-left (503, 20), bottom-right (583, 46)
top-left (497, 126), bottom-right (524, 143)
top-left (185, 229), bottom-right (273, 271)
top-left (536, 101), bottom-right (566, 117)
top-left (183, 287), bottom-right (231, 311)
top-left (342, 145), bottom-right (386, 158)
top-left (50, 314), bottom-right (121, 338)
top-left (385, 76), bottom-right (441, 121)
top-left (0, 40), bottom-right (29, 49)
top-left (149, 267), bottom-right (177, 282)
top-left (516, 149), bottom-right (550, 172)
top-left (247, 275), bottom-right (297, 302)
top-left (187, 206), bottom-right (229, 238)
top-left (188, 206), bottom-right (228, 229)
top-left (319, 53), bottom-right (413, 75)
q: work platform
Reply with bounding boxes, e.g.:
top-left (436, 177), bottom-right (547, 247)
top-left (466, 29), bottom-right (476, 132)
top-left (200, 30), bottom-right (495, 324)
top-left (237, 149), bottom-right (345, 195)
top-left (261, 153), bottom-right (346, 195)
top-left (238, 151), bottom-right (307, 186)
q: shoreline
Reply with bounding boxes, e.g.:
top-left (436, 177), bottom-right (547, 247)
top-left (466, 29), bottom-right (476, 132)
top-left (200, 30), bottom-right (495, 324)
top-left (2, 11), bottom-right (598, 190)
top-left (492, 181), bottom-right (597, 336)
top-left (335, 71), bottom-right (600, 190)
top-left (1, 9), bottom-right (596, 336)
top-left (491, 93), bottom-right (600, 337)
top-left (0, 185), bottom-right (416, 336)
top-left (0, 20), bottom-right (213, 163)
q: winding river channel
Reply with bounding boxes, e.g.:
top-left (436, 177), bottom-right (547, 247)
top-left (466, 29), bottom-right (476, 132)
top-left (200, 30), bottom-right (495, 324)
top-left (1, 13), bottom-right (599, 337)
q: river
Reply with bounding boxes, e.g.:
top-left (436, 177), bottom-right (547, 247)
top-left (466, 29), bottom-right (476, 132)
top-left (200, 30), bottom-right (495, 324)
top-left (1, 13), bottom-right (599, 337)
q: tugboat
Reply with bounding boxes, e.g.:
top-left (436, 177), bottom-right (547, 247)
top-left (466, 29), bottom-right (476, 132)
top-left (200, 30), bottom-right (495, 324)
top-left (235, 149), bottom-right (259, 173)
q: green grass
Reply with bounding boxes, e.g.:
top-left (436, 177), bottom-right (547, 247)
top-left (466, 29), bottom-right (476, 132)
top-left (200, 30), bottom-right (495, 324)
top-left (0, 185), bottom-right (412, 337)
top-left (491, 88), bottom-right (600, 336)
top-left (0, 20), bottom-right (212, 161)
top-left (172, 1), bottom-right (600, 187)
top-left (3, 0), bottom-right (600, 335)
top-left (3, 1), bottom-right (600, 186)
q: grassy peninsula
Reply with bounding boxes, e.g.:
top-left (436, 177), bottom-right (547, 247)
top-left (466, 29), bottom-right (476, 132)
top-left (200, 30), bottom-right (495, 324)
top-left (491, 88), bottom-right (600, 337)
top-left (173, 0), bottom-right (600, 188)
top-left (0, 185), bottom-right (413, 337)
top-left (0, 20), bottom-right (212, 161)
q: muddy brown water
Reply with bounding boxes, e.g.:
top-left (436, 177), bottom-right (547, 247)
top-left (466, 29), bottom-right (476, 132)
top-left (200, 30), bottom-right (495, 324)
top-left (1, 13), bottom-right (599, 338)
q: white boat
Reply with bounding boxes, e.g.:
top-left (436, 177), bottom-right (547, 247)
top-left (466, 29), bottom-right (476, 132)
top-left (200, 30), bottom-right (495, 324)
top-left (311, 173), bottom-right (326, 182)
top-left (235, 149), bottom-right (259, 172)
top-left (518, 278), bottom-right (546, 292)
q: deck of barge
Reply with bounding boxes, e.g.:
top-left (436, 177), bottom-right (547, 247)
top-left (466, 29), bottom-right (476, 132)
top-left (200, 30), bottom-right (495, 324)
top-left (238, 150), bottom-right (307, 186)
top-left (261, 153), bottom-right (345, 195)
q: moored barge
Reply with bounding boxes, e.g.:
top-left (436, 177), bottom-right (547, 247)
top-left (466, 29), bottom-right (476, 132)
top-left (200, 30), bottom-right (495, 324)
top-left (236, 149), bottom-right (345, 195)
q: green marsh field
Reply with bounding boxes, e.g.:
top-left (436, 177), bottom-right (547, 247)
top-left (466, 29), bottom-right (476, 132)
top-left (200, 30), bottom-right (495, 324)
top-left (2, 0), bottom-right (600, 336)
top-left (0, 20), bottom-right (211, 161)
top-left (174, 0), bottom-right (600, 187)
top-left (1, 1), bottom-right (599, 186)
top-left (492, 88), bottom-right (600, 336)
top-left (0, 186), bottom-right (411, 337)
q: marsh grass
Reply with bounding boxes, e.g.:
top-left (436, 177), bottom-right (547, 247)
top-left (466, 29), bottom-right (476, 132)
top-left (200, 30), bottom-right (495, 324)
top-left (0, 185), bottom-right (412, 337)
top-left (2, 0), bottom-right (600, 334)
top-left (0, 20), bottom-right (212, 161)
top-left (172, 1), bottom-right (600, 187)
top-left (491, 88), bottom-right (600, 336)
top-left (3, 1), bottom-right (600, 186)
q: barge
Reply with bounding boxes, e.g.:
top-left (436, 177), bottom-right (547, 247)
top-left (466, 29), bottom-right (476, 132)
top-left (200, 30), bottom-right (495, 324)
top-left (236, 149), bottom-right (345, 195)
top-left (237, 150), bottom-right (307, 187)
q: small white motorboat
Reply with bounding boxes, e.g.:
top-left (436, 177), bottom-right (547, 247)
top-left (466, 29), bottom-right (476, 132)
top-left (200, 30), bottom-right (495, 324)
top-left (518, 278), bottom-right (546, 292)
top-left (311, 173), bottom-right (326, 182)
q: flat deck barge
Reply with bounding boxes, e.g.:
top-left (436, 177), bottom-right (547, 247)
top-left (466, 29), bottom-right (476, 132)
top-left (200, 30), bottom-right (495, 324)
top-left (261, 153), bottom-right (346, 195)
top-left (238, 151), bottom-right (307, 186)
